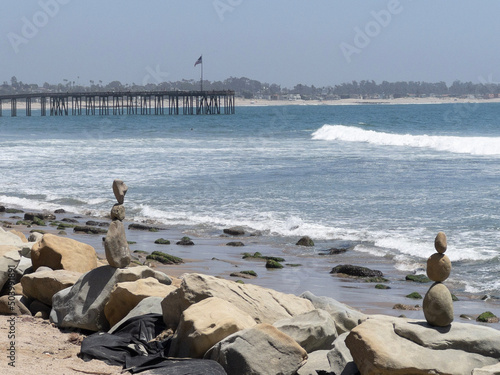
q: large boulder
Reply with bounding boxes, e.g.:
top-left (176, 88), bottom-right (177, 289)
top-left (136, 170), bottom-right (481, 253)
top-left (205, 323), bottom-right (307, 375)
top-left (104, 277), bottom-right (176, 328)
top-left (273, 309), bottom-right (338, 353)
top-left (50, 265), bottom-right (172, 331)
top-left (0, 246), bottom-right (21, 291)
top-left (300, 291), bottom-right (366, 334)
top-left (31, 234), bottom-right (97, 273)
top-left (327, 333), bottom-right (359, 375)
top-left (169, 297), bottom-right (257, 358)
top-left (296, 350), bottom-right (331, 375)
top-left (345, 318), bottom-right (499, 375)
top-left (21, 269), bottom-right (82, 306)
top-left (161, 273), bottom-right (314, 329)
top-left (108, 296), bottom-right (163, 333)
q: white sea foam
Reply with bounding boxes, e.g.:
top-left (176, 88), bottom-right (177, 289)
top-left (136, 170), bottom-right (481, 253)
top-left (312, 125), bottom-right (500, 156)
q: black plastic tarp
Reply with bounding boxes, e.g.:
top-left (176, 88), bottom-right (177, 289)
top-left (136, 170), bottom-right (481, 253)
top-left (79, 313), bottom-right (226, 374)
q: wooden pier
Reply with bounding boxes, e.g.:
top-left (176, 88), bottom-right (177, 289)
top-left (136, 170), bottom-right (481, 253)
top-left (0, 90), bottom-right (235, 117)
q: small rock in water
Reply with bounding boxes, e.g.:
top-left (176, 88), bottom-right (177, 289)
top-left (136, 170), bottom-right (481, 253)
top-left (434, 231), bottom-right (447, 254)
top-left (54, 209), bottom-right (66, 214)
top-left (476, 311), bottom-right (499, 323)
top-left (112, 179), bottom-right (128, 204)
top-left (226, 241), bottom-right (245, 247)
top-left (406, 292), bottom-right (423, 299)
top-left (327, 247), bottom-right (348, 255)
top-left (296, 236), bottom-right (314, 247)
top-left (393, 303), bottom-right (421, 311)
top-left (223, 227), bottom-right (245, 236)
top-left (176, 236), bottom-right (194, 246)
top-left (330, 264), bottom-right (383, 278)
top-left (405, 274), bottom-right (431, 283)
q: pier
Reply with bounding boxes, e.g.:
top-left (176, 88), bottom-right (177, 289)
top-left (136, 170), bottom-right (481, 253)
top-left (0, 90), bottom-right (235, 117)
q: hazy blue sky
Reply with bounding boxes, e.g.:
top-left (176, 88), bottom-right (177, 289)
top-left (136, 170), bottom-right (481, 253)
top-left (2, 0), bottom-right (500, 88)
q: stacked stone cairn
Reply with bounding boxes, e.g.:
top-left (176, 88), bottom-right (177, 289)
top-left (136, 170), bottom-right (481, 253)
top-left (104, 179), bottom-right (131, 268)
top-left (423, 231), bottom-right (453, 326)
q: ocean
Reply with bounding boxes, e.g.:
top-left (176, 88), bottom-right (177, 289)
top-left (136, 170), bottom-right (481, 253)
top-left (1, 103), bottom-right (499, 297)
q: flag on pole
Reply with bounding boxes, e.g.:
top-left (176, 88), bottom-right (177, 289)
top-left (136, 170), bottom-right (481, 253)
top-left (194, 55), bottom-right (202, 67)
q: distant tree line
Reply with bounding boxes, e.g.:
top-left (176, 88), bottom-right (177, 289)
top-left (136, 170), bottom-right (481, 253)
top-left (2, 75), bottom-right (500, 99)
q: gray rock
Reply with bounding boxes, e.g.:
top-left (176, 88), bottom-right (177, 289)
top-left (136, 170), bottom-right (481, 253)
top-left (296, 236), bottom-right (314, 247)
top-left (223, 227), bottom-right (245, 236)
top-left (345, 318), bottom-right (499, 375)
top-left (423, 282), bottom-right (454, 327)
top-left (472, 363), bottom-right (500, 375)
top-left (50, 265), bottom-right (171, 331)
top-left (273, 309), bottom-right (338, 353)
top-left (108, 296), bottom-right (163, 333)
top-left (300, 291), bottom-right (366, 335)
top-left (296, 350), bottom-right (332, 375)
top-left (205, 323), bottom-right (307, 375)
top-left (112, 179), bottom-right (128, 204)
top-left (110, 204), bottom-right (125, 221)
top-left (104, 220), bottom-right (131, 268)
top-left (327, 333), bottom-right (359, 375)
top-left (0, 246), bottom-right (21, 291)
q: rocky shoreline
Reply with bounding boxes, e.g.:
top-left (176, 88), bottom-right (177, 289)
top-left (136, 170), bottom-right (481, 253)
top-left (1, 193), bottom-right (500, 373)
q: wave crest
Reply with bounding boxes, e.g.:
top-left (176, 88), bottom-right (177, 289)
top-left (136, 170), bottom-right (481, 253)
top-left (312, 125), bottom-right (500, 156)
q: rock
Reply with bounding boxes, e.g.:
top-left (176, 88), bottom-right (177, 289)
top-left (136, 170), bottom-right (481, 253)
top-left (426, 253), bottom-right (451, 282)
top-left (24, 212), bottom-right (55, 221)
top-left (0, 206), bottom-right (4, 212)
top-left (0, 295), bottom-right (31, 315)
top-left (223, 227), bottom-right (245, 236)
top-left (110, 204), bottom-right (125, 221)
top-left (108, 296), bottom-right (163, 333)
top-left (31, 234), bottom-right (97, 273)
top-left (154, 238), bottom-right (171, 245)
top-left (296, 350), bottom-right (331, 375)
top-left (375, 284), bottom-right (391, 289)
top-left (327, 247), bottom-right (348, 255)
top-left (423, 282), bottom-right (454, 326)
top-left (0, 227), bottom-right (25, 246)
top-left (9, 230), bottom-right (27, 243)
top-left (226, 241), bottom-right (244, 247)
top-left (229, 271), bottom-right (256, 279)
top-left (346, 318), bottom-right (499, 375)
top-left (327, 333), bottom-right (359, 375)
top-left (146, 251), bottom-right (183, 264)
top-left (162, 273), bottom-right (314, 329)
top-left (104, 277), bottom-right (177, 328)
top-left (435, 231), bottom-right (447, 253)
top-left (330, 264), bottom-right (383, 278)
top-left (393, 303), bottom-right (421, 311)
top-left (300, 291), bottom-right (366, 335)
top-left (176, 236), bottom-right (194, 246)
top-left (265, 259), bottom-right (283, 268)
top-left (73, 226), bottom-right (107, 234)
top-left (169, 297), bottom-right (257, 358)
top-left (50, 265), bottom-right (171, 331)
top-left (85, 220), bottom-right (99, 226)
top-left (54, 209), bottom-right (66, 214)
top-left (61, 217), bottom-right (78, 223)
top-left (128, 223), bottom-right (161, 231)
top-left (205, 323), bottom-right (307, 375)
top-left (0, 245), bottom-right (21, 291)
top-left (405, 274), bottom-right (431, 283)
top-left (476, 311), bottom-right (499, 323)
top-left (28, 231), bottom-right (43, 243)
top-left (112, 179), bottom-right (128, 204)
top-left (21, 269), bottom-right (82, 306)
top-left (472, 363), bottom-right (500, 375)
top-left (296, 236), bottom-right (314, 247)
top-left (406, 292), bottom-right (423, 299)
top-left (273, 309), bottom-right (338, 353)
top-left (104, 221), bottom-right (131, 268)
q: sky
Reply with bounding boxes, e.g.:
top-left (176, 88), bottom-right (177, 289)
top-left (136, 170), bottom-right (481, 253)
top-left (1, 0), bottom-right (500, 89)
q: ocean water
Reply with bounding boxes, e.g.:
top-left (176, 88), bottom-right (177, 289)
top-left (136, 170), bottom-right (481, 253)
top-left (1, 103), bottom-right (499, 296)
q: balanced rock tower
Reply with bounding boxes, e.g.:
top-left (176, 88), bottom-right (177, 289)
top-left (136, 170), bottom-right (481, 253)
top-left (423, 232), bottom-right (454, 326)
top-left (104, 179), bottom-right (131, 268)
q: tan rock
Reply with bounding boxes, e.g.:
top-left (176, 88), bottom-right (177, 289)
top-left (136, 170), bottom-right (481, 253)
top-left (110, 204), bottom-right (125, 221)
top-left (31, 234), bottom-right (97, 273)
top-left (112, 179), bottom-right (128, 204)
top-left (104, 277), bottom-right (176, 327)
top-left (9, 230), bottom-right (28, 243)
top-left (104, 221), bottom-right (131, 268)
top-left (423, 282), bottom-right (454, 327)
top-left (434, 231), bottom-right (447, 253)
top-left (0, 295), bottom-right (31, 316)
top-left (169, 297), bottom-right (257, 358)
top-left (161, 273), bottom-right (315, 329)
top-left (427, 253), bottom-right (451, 282)
top-left (21, 270), bottom-right (82, 306)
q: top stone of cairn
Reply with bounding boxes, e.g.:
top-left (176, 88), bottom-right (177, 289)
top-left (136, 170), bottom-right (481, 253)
top-left (434, 231), bottom-right (447, 254)
top-left (112, 180), bottom-right (128, 204)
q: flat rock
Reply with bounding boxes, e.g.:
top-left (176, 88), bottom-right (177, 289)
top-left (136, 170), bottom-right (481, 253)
top-left (205, 323), bottom-right (307, 375)
top-left (223, 227), bottom-right (245, 236)
top-left (104, 277), bottom-right (176, 328)
top-left (104, 220), bottom-right (131, 268)
top-left (300, 291), bottom-right (366, 335)
top-left (330, 264), bottom-right (383, 278)
top-left (162, 273), bottom-right (314, 329)
top-left (345, 318), bottom-right (499, 375)
top-left (31, 234), bottom-right (97, 273)
top-left (50, 265), bottom-right (171, 331)
top-left (169, 297), bottom-right (257, 358)
top-left (21, 269), bottom-right (82, 306)
top-left (273, 309), bottom-right (338, 353)
top-left (112, 179), bottom-right (128, 204)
